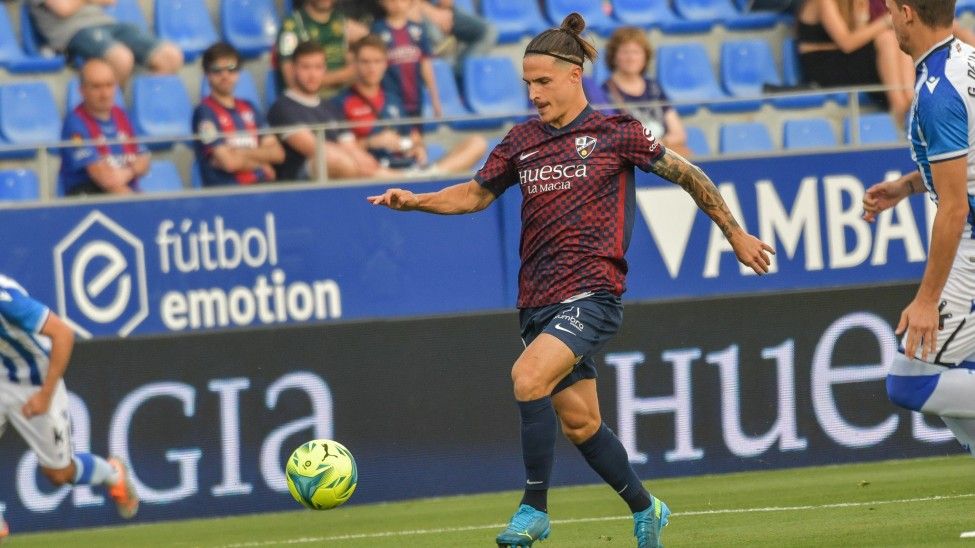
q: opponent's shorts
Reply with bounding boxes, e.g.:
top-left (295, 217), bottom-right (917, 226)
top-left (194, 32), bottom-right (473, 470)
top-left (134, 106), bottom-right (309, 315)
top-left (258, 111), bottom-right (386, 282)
top-left (519, 290), bottom-right (623, 394)
top-left (0, 380), bottom-right (72, 469)
top-left (904, 239), bottom-right (975, 367)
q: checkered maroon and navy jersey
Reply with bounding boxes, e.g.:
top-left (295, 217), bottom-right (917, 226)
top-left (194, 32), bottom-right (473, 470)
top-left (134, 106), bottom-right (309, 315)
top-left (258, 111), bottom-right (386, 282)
top-left (476, 105), bottom-right (665, 308)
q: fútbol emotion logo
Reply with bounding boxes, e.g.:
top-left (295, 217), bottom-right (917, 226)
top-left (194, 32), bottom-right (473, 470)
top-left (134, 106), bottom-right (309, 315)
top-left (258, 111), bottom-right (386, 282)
top-left (53, 211), bottom-right (148, 338)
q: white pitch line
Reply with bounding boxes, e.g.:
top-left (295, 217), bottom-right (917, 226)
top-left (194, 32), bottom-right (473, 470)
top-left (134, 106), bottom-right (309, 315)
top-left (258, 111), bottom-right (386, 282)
top-left (219, 493), bottom-right (975, 548)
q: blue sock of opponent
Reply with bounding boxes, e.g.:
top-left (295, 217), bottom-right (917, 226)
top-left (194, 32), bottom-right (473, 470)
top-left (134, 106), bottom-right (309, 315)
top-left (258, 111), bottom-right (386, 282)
top-left (576, 423), bottom-right (652, 513)
top-left (518, 397), bottom-right (557, 512)
top-left (72, 453), bottom-right (119, 486)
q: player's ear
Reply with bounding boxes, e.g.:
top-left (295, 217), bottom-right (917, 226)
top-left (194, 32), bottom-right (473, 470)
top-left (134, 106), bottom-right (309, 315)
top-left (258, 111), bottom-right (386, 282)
top-left (569, 65), bottom-right (582, 83)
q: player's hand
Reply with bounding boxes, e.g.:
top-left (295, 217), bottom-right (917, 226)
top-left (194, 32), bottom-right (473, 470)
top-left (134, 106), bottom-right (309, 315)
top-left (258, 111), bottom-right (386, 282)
top-left (729, 230), bottom-right (775, 275)
top-left (367, 188), bottom-right (419, 210)
top-left (897, 297), bottom-right (940, 361)
top-left (862, 180), bottom-right (909, 222)
top-left (22, 390), bottom-right (52, 419)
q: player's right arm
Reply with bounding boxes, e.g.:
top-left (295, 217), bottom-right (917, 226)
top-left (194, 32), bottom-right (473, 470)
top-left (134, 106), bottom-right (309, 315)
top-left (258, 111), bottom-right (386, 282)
top-left (367, 180), bottom-right (496, 214)
top-left (862, 171), bottom-right (923, 222)
top-left (22, 313), bottom-right (74, 419)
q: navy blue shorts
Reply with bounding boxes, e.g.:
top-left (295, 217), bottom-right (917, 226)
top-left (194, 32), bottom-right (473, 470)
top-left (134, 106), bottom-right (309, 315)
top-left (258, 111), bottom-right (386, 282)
top-left (519, 291), bottom-right (623, 394)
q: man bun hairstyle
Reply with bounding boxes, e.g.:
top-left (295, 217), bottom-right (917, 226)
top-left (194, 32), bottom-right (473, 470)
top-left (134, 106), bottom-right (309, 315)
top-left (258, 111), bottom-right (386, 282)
top-left (524, 12), bottom-right (598, 68)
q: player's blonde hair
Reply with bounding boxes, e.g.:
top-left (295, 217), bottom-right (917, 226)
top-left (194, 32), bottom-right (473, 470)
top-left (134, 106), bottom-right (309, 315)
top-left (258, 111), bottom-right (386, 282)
top-left (524, 13), bottom-right (598, 68)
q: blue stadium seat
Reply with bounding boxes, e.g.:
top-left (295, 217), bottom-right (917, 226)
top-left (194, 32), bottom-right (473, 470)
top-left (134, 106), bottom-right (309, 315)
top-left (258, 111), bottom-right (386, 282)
top-left (2, 5), bottom-right (64, 72)
top-left (781, 37), bottom-right (800, 87)
top-left (719, 122), bottom-right (773, 154)
top-left (543, 0), bottom-right (616, 36)
top-left (720, 39), bottom-right (777, 111)
top-left (957, 0), bottom-right (975, 15)
top-left (672, 0), bottom-right (780, 29)
top-left (685, 126), bottom-right (710, 156)
top-left (66, 77), bottom-right (126, 111)
top-left (463, 56), bottom-right (524, 128)
top-left (422, 58), bottom-right (476, 130)
top-left (200, 70), bottom-right (263, 111)
top-left (481, 0), bottom-right (547, 43)
top-left (265, 69), bottom-right (278, 111)
top-left (844, 113), bottom-right (901, 145)
top-left (452, 0), bottom-right (477, 13)
top-left (657, 43), bottom-right (740, 114)
top-left (103, 0), bottom-right (149, 31)
top-left (0, 169), bottom-right (40, 202)
top-left (611, 0), bottom-right (711, 33)
top-left (0, 82), bottom-right (59, 157)
top-left (783, 118), bottom-right (837, 149)
top-left (222, 0), bottom-right (279, 58)
top-left (582, 76), bottom-right (610, 107)
top-left (132, 75), bottom-right (193, 148)
top-left (139, 161), bottom-right (185, 193)
top-left (156, 0), bottom-right (219, 61)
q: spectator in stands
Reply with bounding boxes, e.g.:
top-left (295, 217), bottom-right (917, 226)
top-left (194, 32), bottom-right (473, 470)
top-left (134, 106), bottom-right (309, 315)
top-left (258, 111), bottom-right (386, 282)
top-left (413, 1), bottom-right (497, 79)
top-left (372, 0), bottom-right (442, 119)
top-left (333, 35), bottom-right (486, 174)
top-left (601, 27), bottom-right (691, 158)
top-left (58, 58), bottom-right (149, 196)
top-left (274, 0), bottom-right (367, 97)
top-left (28, 0), bottom-right (183, 84)
top-left (193, 43), bottom-right (285, 188)
top-left (268, 41), bottom-right (385, 181)
top-left (796, 0), bottom-right (913, 123)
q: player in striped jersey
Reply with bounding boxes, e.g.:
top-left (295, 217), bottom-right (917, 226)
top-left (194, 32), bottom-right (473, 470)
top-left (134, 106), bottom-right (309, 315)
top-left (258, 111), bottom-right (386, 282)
top-left (0, 274), bottom-right (138, 541)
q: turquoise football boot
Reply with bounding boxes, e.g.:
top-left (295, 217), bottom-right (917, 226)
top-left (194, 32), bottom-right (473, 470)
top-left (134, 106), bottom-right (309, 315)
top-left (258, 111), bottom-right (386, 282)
top-left (634, 496), bottom-right (670, 548)
top-left (496, 504), bottom-right (551, 547)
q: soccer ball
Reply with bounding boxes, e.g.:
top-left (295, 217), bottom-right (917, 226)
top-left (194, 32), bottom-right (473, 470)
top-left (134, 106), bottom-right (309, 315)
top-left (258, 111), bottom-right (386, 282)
top-left (285, 439), bottom-right (358, 510)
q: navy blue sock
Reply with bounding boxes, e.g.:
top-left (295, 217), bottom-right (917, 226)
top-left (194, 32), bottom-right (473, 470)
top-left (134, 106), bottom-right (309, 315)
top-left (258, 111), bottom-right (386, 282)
top-left (517, 397), bottom-right (556, 513)
top-left (576, 423), bottom-right (652, 513)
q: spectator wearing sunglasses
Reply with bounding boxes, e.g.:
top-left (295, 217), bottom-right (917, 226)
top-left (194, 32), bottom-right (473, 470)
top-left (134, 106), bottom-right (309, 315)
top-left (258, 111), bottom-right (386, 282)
top-left (192, 43), bottom-right (284, 187)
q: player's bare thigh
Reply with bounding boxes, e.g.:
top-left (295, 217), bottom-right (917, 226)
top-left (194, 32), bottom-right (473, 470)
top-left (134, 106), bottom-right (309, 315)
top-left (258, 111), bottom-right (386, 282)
top-left (552, 379), bottom-right (601, 444)
top-left (511, 333), bottom-right (576, 401)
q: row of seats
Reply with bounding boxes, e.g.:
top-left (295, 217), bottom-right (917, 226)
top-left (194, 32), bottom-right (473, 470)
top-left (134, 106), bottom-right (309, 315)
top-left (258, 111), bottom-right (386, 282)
top-left (0, 0), bottom-right (278, 74)
top-left (709, 113), bottom-right (899, 156)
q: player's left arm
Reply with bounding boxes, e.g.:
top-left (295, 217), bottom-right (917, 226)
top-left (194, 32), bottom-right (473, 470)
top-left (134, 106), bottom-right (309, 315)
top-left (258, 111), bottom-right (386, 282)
top-left (898, 156), bottom-right (969, 360)
top-left (12, 307), bottom-right (73, 418)
top-left (650, 148), bottom-right (774, 274)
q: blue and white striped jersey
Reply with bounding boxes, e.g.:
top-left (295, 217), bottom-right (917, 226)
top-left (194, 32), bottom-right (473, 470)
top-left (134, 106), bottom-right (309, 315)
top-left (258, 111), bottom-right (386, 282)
top-left (0, 274), bottom-right (51, 386)
top-left (909, 36), bottom-right (975, 238)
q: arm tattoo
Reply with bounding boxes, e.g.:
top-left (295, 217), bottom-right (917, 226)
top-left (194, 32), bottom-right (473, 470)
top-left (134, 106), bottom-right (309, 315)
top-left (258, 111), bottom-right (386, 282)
top-left (650, 149), bottom-right (741, 239)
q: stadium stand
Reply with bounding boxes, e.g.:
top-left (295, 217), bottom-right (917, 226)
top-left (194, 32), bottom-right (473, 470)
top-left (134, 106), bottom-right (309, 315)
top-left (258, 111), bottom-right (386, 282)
top-left (462, 56), bottom-right (524, 128)
top-left (103, 0), bottom-right (151, 32)
top-left (423, 58), bottom-right (476, 131)
top-left (685, 125), bottom-right (710, 157)
top-left (844, 113), bottom-right (900, 145)
top-left (782, 118), bottom-right (837, 150)
top-left (671, 0), bottom-right (781, 30)
top-left (543, 0), bottom-right (616, 36)
top-left (720, 122), bottom-right (774, 154)
top-left (0, 7), bottom-right (63, 73)
top-left (0, 82), bottom-right (59, 158)
top-left (15, 4), bottom-right (65, 71)
top-left (139, 160), bottom-right (185, 193)
top-left (481, 0), bottom-right (548, 43)
top-left (0, 169), bottom-right (39, 202)
top-left (657, 43), bottom-right (731, 115)
top-left (155, 0), bottom-right (220, 61)
top-left (200, 69), bottom-right (263, 112)
top-left (132, 74), bottom-right (193, 148)
top-left (221, 0), bottom-right (279, 59)
top-left (612, 0), bottom-right (711, 33)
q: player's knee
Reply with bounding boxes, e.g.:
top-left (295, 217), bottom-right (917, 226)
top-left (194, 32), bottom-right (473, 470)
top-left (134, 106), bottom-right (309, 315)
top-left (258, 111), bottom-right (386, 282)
top-left (886, 373), bottom-right (939, 412)
top-left (41, 466), bottom-right (74, 486)
top-left (511, 365), bottom-right (548, 401)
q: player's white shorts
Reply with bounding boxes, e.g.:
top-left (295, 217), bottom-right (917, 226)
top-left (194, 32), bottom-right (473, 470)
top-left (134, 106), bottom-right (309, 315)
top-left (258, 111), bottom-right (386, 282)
top-left (0, 380), bottom-right (72, 469)
top-left (907, 239), bottom-right (975, 366)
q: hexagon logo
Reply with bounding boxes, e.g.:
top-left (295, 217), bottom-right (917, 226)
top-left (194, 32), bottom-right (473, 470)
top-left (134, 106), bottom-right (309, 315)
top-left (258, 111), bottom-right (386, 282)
top-left (53, 211), bottom-right (148, 338)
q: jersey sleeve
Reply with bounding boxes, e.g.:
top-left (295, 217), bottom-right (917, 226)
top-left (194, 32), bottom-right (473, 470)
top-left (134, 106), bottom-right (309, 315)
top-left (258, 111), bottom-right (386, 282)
top-left (616, 116), bottom-right (666, 172)
top-left (275, 16), bottom-right (301, 62)
top-left (60, 114), bottom-right (99, 171)
top-left (918, 84), bottom-right (968, 162)
top-left (192, 104), bottom-right (225, 156)
top-left (474, 130), bottom-right (517, 196)
top-left (417, 23), bottom-right (433, 58)
top-left (0, 286), bottom-right (49, 334)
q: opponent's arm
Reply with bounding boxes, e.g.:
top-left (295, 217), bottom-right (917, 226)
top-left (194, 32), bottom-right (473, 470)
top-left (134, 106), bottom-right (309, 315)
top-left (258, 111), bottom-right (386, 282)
top-left (22, 313), bottom-right (74, 418)
top-left (650, 148), bottom-right (774, 274)
top-left (863, 171), bottom-right (923, 222)
top-left (367, 179), bottom-right (496, 214)
top-left (898, 157), bottom-right (968, 360)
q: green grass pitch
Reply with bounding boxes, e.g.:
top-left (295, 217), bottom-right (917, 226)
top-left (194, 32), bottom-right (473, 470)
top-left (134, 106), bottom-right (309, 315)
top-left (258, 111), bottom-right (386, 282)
top-left (10, 455), bottom-right (974, 547)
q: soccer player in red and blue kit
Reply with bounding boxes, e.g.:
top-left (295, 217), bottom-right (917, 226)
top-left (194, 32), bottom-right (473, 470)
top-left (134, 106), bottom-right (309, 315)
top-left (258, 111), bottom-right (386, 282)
top-left (369, 13), bottom-right (774, 548)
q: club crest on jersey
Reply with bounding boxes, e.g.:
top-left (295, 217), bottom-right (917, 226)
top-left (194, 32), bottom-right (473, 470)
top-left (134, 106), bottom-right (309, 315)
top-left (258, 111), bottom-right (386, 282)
top-left (575, 136), bottom-right (597, 159)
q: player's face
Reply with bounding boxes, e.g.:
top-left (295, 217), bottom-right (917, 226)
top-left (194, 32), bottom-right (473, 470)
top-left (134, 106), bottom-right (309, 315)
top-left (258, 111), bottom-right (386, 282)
top-left (206, 56), bottom-right (240, 98)
top-left (884, 0), bottom-right (910, 55)
top-left (80, 62), bottom-right (118, 115)
top-left (380, 0), bottom-right (412, 18)
top-left (293, 53), bottom-right (326, 95)
top-left (354, 46), bottom-right (387, 87)
top-left (523, 54), bottom-right (583, 126)
top-left (613, 41), bottom-right (647, 77)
